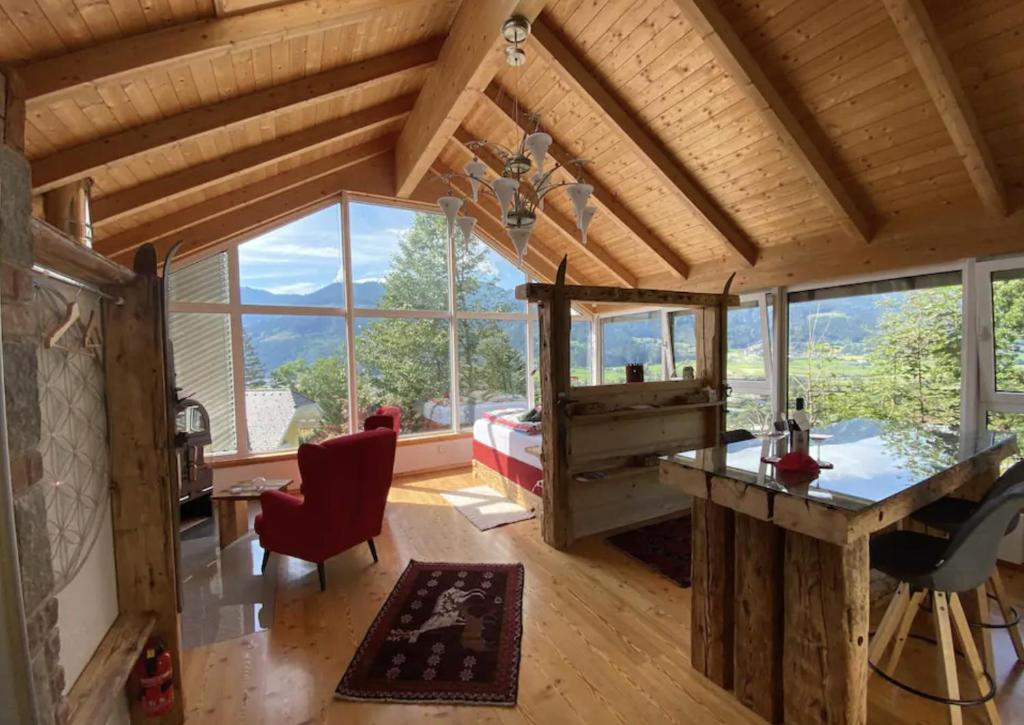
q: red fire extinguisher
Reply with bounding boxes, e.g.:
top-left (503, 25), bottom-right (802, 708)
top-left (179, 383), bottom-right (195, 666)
top-left (133, 638), bottom-right (174, 717)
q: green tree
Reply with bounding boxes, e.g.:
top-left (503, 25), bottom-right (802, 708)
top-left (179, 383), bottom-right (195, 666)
top-left (242, 332), bottom-right (266, 387)
top-left (270, 355), bottom-right (348, 427)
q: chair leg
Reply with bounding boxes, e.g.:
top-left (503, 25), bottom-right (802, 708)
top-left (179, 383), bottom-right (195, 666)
top-left (990, 568), bottom-right (1024, 662)
top-left (317, 562), bottom-right (326, 592)
top-left (367, 538), bottom-right (378, 563)
top-left (933, 591), bottom-right (964, 725)
top-left (260, 549), bottom-right (270, 574)
top-left (949, 593), bottom-right (1001, 725)
top-left (885, 588), bottom-right (927, 674)
top-left (870, 583), bottom-right (909, 666)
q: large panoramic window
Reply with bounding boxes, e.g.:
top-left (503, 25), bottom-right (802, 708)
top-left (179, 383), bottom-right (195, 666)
top-left (167, 197), bottom-right (567, 459)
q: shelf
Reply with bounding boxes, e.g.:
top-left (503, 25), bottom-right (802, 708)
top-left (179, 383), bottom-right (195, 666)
top-left (66, 611), bottom-right (156, 725)
top-left (573, 464), bottom-right (660, 484)
top-left (32, 217), bottom-right (136, 287)
top-left (568, 399), bottom-right (723, 425)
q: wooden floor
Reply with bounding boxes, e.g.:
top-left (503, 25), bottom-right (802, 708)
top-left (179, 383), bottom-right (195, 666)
top-left (182, 468), bottom-right (1024, 724)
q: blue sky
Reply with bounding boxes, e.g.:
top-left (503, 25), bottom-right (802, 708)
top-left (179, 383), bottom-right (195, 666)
top-left (237, 201), bottom-right (526, 297)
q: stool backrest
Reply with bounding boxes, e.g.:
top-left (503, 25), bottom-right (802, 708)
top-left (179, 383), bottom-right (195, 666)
top-left (931, 479), bottom-right (1024, 592)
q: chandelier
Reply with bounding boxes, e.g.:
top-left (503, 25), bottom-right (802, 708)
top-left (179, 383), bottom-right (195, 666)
top-left (435, 15), bottom-right (597, 262)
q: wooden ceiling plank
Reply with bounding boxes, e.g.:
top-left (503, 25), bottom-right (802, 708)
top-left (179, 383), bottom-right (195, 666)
top-left (393, 0), bottom-right (546, 198)
top-left (450, 127), bottom-right (637, 287)
top-left (483, 84), bottom-right (691, 279)
top-left (18, 0), bottom-right (428, 107)
top-left (529, 15), bottom-right (759, 267)
top-left (31, 39), bottom-right (440, 193)
top-left (882, 0), bottom-right (1009, 216)
top-left (95, 135), bottom-right (393, 257)
top-left (672, 0), bottom-right (873, 243)
top-left (89, 92), bottom-right (414, 226)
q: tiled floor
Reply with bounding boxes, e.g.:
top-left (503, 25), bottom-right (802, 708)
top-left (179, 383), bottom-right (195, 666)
top-left (179, 504), bottom-right (277, 649)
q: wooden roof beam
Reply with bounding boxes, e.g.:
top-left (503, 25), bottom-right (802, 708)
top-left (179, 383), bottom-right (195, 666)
top-left (114, 154), bottom-right (395, 263)
top-left (32, 39), bottom-right (441, 194)
top-left (483, 84), bottom-right (691, 279)
top-left (673, 0), bottom-right (874, 243)
top-left (95, 136), bottom-right (393, 259)
top-left (882, 0), bottom-right (1008, 216)
top-left (394, 0), bottom-right (546, 198)
top-left (17, 0), bottom-right (426, 108)
top-left (450, 128), bottom-right (637, 287)
top-left (90, 94), bottom-right (414, 227)
top-left (530, 15), bottom-right (759, 267)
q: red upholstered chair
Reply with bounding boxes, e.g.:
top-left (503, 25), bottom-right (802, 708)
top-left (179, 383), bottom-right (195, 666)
top-left (367, 405), bottom-right (401, 433)
top-left (254, 428), bottom-right (397, 591)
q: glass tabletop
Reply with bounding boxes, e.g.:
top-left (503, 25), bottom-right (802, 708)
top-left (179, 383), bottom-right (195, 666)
top-left (663, 418), bottom-right (1016, 513)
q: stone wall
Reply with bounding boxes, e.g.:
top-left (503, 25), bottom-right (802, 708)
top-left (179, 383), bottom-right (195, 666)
top-left (1, 76), bottom-right (67, 725)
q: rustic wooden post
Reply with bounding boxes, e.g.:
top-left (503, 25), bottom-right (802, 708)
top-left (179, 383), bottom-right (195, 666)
top-left (783, 533), bottom-right (869, 725)
top-left (539, 257), bottom-right (572, 549)
top-left (104, 246), bottom-right (184, 725)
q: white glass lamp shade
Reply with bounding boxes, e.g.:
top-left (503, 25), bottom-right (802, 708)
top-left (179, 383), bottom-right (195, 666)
top-left (578, 205), bottom-right (597, 245)
top-left (437, 195), bottom-right (463, 240)
top-left (525, 132), bottom-right (552, 173)
top-left (507, 225), bottom-right (533, 261)
top-left (491, 177), bottom-right (519, 224)
top-left (464, 159), bottom-right (488, 201)
top-left (456, 215), bottom-right (477, 244)
top-left (567, 182), bottom-right (594, 222)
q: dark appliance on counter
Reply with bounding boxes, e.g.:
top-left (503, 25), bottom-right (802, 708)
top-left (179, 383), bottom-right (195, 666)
top-left (174, 397), bottom-right (213, 503)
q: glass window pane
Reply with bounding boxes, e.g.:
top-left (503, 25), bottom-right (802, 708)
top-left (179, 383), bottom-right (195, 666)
top-left (728, 392), bottom-right (773, 436)
top-left (238, 204), bottom-right (344, 307)
top-left (528, 316), bottom-right (591, 400)
top-left (355, 317), bottom-right (451, 434)
top-left (601, 311), bottom-right (662, 384)
top-left (455, 235), bottom-right (525, 312)
top-left (992, 270), bottom-right (1024, 393)
top-left (787, 280), bottom-right (962, 428)
top-left (242, 315), bottom-right (346, 451)
top-left (729, 302), bottom-right (765, 382)
top-left (349, 202), bottom-right (449, 311)
top-left (169, 252), bottom-right (229, 304)
top-left (169, 313), bottom-right (237, 454)
top-left (670, 310), bottom-right (696, 379)
top-left (458, 320), bottom-right (527, 429)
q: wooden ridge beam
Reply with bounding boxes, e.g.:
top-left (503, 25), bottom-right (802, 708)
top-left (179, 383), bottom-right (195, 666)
top-left (95, 136), bottom-right (393, 258)
top-left (18, 0), bottom-right (423, 108)
top-left (530, 16), bottom-right (759, 267)
top-left (450, 127), bottom-right (637, 287)
top-left (882, 0), bottom-right (1008, 216)
top-left (673, 0), bottom-right (874, 243)
top-left (394, 0), bottom-right (545, 197)
top-left (113, 154), bottom-right (394, 263)
top-left (91, 94), bottom-right (413, 227)
top-left (517, 282), bottom-right (739, 307)
top-left (32, 39), bottom-right (441, 193)
top-left (483, 84), bottom-right (691, 279)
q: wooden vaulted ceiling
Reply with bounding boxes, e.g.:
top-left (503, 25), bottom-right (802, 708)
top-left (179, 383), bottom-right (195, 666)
top-left (3, 0), bottom-right (1024, 292)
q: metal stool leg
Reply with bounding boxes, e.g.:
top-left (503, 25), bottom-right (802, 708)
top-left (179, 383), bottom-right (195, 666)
top-left (950, 593), bottom-right (1002, 725)
top-left (933, 591), bottom-right (964, 725)
top-left (990, 569), bottom-right (1024, 662)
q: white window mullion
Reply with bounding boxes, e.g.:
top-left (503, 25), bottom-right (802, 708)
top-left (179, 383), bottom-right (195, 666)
top-left (227, 245), bottom-right (249, 456)
top-left (341, 195), bottom-right (359, 433)
top-left (772, 286), bottom-right (788, 421)
top-left (447, 224), bottom-right (460, 433)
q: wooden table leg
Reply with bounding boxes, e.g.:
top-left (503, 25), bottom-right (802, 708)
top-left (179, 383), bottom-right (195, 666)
top-left (690, 497), bottom-right (735, 689)
top-left (784, 532), bottom-right (870, 725)
top-left (960, 584), bottom-right (996, 676)
top-left (216, 499), bottom-right (249, 549)
top-left (734, 514), bottom-right (784, 723)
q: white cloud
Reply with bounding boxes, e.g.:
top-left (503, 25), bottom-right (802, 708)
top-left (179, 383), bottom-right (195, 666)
top-left (264, 282), bottom-right (321, 295)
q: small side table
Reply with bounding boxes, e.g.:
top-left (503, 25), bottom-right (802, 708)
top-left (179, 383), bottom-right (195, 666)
top-left (211, 479), bottom-right (293, 549)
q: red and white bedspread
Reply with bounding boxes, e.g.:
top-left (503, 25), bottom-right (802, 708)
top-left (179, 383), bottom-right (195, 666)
top-left (472, 415), bottom-right (543, 497)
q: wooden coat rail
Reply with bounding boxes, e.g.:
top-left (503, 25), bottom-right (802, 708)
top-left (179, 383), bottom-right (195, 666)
top-left (518, 262), bottom-right (733, 548)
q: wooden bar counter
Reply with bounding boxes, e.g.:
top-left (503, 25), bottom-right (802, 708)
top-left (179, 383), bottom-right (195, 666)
top-left (660, 420), bottom-right (1017, 724)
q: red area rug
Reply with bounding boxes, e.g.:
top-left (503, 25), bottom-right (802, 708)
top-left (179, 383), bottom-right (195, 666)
top-left (606, 515), bottom-right (692, 587)
top-left (335, 560), bottom-right (524, 706)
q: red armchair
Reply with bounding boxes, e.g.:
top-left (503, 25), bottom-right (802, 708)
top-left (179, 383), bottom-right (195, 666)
top-left (364, 405), bottom-right (401, 433)
top-left (254, 428), bottom-right (397, 591)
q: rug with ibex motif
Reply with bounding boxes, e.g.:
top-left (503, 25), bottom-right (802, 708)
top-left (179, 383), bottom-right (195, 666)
top-left (335, 560), bottom-right (524, 706)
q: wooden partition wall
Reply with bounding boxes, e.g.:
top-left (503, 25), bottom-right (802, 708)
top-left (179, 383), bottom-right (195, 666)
top-left (517, 260), bottom-right (736, 549)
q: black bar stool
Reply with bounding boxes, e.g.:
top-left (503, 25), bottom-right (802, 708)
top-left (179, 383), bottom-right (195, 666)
top-left (869, 479), bottom-right (1024, 725)
top-left (721, 428), bottom-right (755, 444)
top-left (912, 460), bottom-right (1024, 663)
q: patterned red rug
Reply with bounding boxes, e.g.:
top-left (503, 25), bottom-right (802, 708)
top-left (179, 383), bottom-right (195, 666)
top-left (606, 515), bottom-right (692, 588)
top-left (335, 560), bottom-right (525, 706)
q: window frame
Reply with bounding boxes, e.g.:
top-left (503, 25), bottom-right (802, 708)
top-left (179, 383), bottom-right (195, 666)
top-left (974, 255), bottom-right (1024, 424)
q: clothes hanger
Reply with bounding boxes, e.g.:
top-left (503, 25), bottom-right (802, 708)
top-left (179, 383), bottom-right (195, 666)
top-left (45, 301), bottom-right (80, 349)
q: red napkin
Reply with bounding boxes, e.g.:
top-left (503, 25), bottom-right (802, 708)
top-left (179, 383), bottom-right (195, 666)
top-left (774, 450), bottom-right (821, 473)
